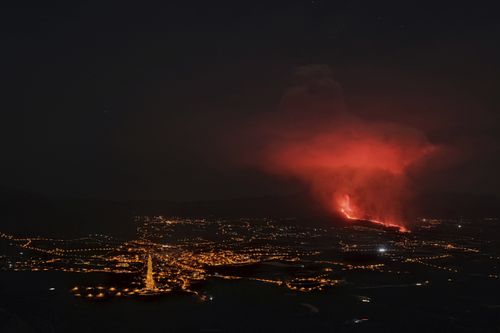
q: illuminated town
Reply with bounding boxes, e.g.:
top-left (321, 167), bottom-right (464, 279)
top-left (1, 215), bottom-right (498, 304)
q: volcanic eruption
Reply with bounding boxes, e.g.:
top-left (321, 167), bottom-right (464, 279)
top-left (236, 65), bottom-right (439, 232)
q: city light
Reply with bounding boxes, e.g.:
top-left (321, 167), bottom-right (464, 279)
top-left (0, 215), bottom-right (496, 301)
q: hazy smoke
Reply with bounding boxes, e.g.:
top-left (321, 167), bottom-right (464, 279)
top-left (237, 65), bottom-right (440, 227)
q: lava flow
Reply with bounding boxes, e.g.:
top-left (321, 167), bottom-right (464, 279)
top-left (338, 194), bottom-right (409, 233)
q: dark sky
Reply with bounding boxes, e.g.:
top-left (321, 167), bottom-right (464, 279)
top-left (1, 1), bottom-right (500, 200)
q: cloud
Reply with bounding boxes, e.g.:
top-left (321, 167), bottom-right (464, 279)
top-left (234, 65), bottom-right (441, 227)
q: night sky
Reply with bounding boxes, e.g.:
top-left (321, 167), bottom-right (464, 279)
top-left (2, 1), bottom-right (500, 201)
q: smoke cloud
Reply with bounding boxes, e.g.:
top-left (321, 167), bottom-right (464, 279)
top-left (236, 65), bottom-right (440, 229)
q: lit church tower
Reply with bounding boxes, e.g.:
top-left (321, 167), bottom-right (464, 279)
top-left (145, 253), bottom-right (156, 290)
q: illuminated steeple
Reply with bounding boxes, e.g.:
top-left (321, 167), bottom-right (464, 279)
top-left (145, 253), bottom-right (156, 290)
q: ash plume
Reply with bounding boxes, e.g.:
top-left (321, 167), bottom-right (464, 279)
top-left (235, 65), bottom-right (441, 228)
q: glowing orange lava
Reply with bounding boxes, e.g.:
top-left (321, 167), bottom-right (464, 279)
top-left (338, 194), bottom-right (409, 233)
top-left (339, 194), bottom-right (356, 219)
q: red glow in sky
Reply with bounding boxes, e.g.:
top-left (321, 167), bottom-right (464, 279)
top-left (238, 65), bottom-right (439, 231)
top-left (256, 120), bottom-right (436, 231)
